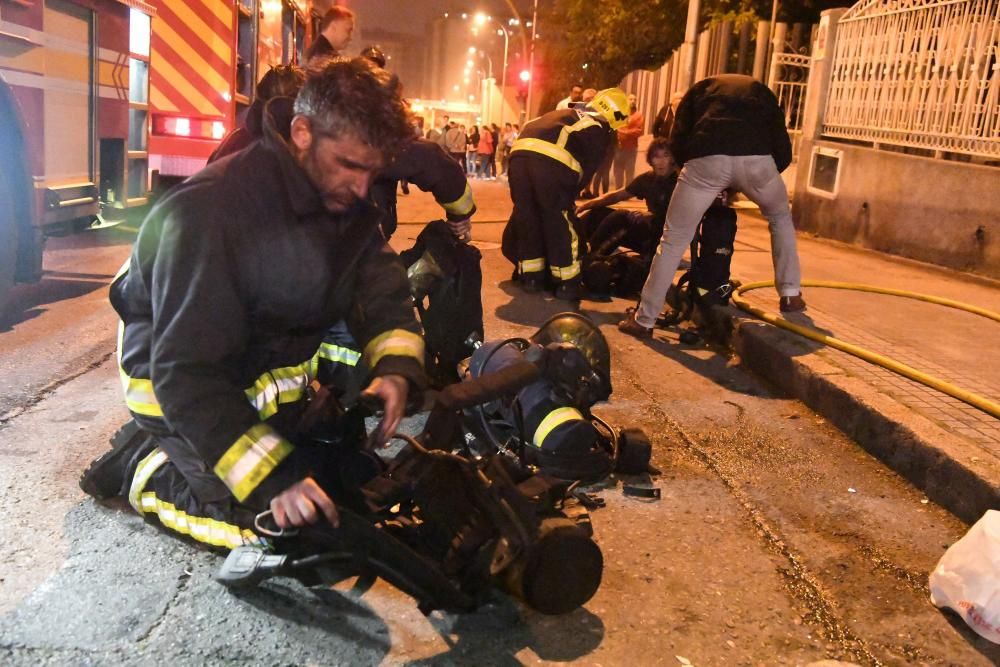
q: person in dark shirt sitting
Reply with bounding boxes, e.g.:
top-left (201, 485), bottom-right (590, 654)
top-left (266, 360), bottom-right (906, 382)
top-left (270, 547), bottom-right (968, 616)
top-left (576, 137), bottom-right (678, 257)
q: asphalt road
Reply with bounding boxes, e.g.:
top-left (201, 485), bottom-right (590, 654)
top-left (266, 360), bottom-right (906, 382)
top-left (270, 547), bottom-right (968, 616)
top-left (0, 183), bottom-right (996, 666)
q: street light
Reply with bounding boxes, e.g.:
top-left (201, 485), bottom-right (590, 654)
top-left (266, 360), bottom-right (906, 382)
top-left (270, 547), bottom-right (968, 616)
top-left (526, 0), bottom-right (538, 120)
top-left (476, 49), bottom-right (493, 79)
top-left (472, 11), bottom-right (509, 129)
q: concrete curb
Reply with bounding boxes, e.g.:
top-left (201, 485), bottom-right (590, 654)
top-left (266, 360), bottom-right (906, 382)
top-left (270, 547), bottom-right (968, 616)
top-left (711, 305), bottom-right (1000, 525)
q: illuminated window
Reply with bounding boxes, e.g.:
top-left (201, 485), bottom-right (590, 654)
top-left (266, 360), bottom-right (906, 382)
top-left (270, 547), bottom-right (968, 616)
top-left (129, 9), bottom-right (150, 57)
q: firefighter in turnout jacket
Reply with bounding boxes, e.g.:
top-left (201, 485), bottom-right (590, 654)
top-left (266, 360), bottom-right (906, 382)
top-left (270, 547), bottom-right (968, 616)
top-left (370, 137), bottom-right (476, 240)
top-left (81, 59), bottom-right (425, 546)
top-left (502, 88), bottom-right (630, 299)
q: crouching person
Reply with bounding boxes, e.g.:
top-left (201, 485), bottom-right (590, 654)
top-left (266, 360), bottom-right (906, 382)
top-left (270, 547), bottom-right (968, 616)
top-left (80, 58), bottom-right (425, 546)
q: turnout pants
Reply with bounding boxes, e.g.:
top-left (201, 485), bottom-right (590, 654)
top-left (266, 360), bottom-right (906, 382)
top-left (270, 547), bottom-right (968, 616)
top-left (119, 422), bottom-right (381, 551)
top-left (121, 433), bottom-right (265, 550)
top-left (635, 154), bottom-right (802, 328)
top-left (503, 155), bottom-right (582, 283)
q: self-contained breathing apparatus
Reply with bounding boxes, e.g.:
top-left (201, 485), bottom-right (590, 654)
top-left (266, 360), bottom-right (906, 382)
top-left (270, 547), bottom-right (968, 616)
top-left (459, 313), bottom-right (652, 481)
top-left (214, 226), bottom-right (652, 617)
top-left (217, 333), bottom-right (612, 616)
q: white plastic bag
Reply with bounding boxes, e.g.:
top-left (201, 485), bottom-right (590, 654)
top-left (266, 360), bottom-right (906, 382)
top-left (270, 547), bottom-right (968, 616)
top-left (929, 509), bottom-right (1000, 644)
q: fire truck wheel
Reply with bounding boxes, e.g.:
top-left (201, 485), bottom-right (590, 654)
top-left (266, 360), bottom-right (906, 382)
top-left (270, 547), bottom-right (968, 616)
top-left (0, 164), bottom-right (17, 322)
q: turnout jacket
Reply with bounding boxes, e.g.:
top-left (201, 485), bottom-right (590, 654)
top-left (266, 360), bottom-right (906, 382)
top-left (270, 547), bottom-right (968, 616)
top-left (510, 108), bottom-right (614, 185)
top-left (111, 109), bottom-right (425, 509)
top-left (669, 74), bottom-right (793, 172)
top-left (370, 138), bottom-right (476, 238)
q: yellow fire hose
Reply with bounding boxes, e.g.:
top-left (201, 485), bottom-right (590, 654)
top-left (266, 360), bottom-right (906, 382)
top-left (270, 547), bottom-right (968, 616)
top-left (730, 279), bottom-right (1000, 419)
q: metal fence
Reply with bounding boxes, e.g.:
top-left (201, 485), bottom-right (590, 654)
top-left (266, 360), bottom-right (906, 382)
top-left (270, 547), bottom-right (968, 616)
top-left (822, 0), bottom-right (1000, 160)
top-left (618, 20), bottom-right (815, 146)
top-left (771, 53), bottom-right (811, 160)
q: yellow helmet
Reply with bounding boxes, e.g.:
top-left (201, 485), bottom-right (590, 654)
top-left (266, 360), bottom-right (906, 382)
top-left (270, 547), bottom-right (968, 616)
top-left (588, 88), bottom-right (630, 130)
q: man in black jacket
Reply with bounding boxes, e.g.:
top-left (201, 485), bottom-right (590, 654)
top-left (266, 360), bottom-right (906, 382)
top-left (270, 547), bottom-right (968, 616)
top-left (305, 6), bottom-right (355, 63)
top-left (620, 74), bottom-right (806, 338)
top-left (82, 59), bottom-right (424, 544)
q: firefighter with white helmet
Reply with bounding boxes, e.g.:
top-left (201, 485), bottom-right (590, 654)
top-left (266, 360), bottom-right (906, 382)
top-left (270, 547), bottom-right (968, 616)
top-left (502, 88), bottom-right (629, 300)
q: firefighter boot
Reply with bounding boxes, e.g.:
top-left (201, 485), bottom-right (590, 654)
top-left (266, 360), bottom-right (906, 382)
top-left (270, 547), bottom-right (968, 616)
top-left (554, 278), bottom-right (581, 301)
top-left (520, 272), bottom-right (545, 294)
top-left (79, 420), bottom-right (148, 500)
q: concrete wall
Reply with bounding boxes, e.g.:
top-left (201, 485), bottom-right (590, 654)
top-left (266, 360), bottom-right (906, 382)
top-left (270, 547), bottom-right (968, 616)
top-left (793, 139), bottom-right (1000, 278)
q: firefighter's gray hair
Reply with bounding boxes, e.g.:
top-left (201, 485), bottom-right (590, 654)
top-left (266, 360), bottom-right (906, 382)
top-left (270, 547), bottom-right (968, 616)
top-left (294, 57), bottom-right (413, 157)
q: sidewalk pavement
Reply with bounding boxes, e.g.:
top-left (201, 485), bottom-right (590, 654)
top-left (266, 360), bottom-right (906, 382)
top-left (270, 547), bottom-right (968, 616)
top-left (398, 178), bottom-right (999, 524)
top-left (716, 209), bottom-right (999, 524)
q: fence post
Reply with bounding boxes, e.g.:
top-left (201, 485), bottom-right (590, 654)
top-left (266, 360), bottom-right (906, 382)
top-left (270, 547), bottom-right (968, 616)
top-left (753, 21), bottom-right (770, 81)
top-left (767, 22), bottom-right (788, 86)
top-left (736, 22), bottom-right (752, 74)
top-left (799, 8), bottom-right (848, 144)
top-left (717, 21), bottom-right (733, 73)
top-left (696, 29), bottom-right (711, 80)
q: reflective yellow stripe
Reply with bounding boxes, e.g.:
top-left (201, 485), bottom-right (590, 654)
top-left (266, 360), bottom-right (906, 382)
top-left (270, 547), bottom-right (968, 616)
top-left (139, 492), bottom-right (264, 549)
top-left (550, 262), bottom-right (581, 280)
top-left (519, 258), bottom-right (545, 274)
top-left (556, 115), bottom-right (601, 150)
top-left (243, 359), bottom-right (315, 421)
top-left (117, 320), bottom-right (124, 366)
top-left (532, 407), bottom-right (584, 449)
top-left (510, 138), bottom-right (583, 174)
top-left (549, 210), bottom-right (580, 280)
top-left (118, 347), bottom-right (316, 422)
top-left (440, 182), bottom-right (475, 218)
top-left (117, 321), bottom-right (165, 417)
top-left (214, 423), bottom-right (294, 502)
top-left (129, 447), bottom-right (169, 512)
top-left (121, 370), bottom-right (165, 417)
top-left (363, 329), bottom-right (425, 370)
top-left (318, 342), bottom-right (361, 367)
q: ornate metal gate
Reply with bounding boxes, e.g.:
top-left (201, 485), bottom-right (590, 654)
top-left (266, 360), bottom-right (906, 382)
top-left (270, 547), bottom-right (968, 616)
top-left (822, 0), bottom-right (1000, 160)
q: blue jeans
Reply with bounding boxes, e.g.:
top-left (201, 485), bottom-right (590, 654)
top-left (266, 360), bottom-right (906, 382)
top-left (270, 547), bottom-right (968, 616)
top-left (477, 153), bottom-right (492, 178)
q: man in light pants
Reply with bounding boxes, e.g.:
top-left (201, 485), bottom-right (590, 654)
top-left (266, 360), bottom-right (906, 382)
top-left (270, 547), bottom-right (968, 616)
top-left (619, 74), bottom-right (806, 339)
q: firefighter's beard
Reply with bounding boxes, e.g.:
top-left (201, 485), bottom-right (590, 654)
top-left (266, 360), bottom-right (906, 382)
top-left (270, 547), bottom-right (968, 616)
top-left (300, 142), bottom-right (359, 213)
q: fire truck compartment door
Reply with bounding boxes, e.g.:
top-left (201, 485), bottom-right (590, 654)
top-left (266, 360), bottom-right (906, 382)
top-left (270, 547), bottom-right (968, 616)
top-left (42, 0), bottom-right (94, 192)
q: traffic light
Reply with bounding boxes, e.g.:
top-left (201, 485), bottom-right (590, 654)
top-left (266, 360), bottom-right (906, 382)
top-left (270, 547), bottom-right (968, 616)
top-left (517, 69), bottom-right (531, 99)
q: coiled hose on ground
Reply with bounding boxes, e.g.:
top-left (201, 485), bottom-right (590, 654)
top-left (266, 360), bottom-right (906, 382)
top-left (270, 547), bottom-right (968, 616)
top-left (730, 279), bottom-right (1000, 419)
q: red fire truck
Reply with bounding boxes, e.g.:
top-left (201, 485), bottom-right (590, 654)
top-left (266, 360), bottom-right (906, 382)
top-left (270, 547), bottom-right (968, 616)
top-left (147, 0), bottom-right (311, 190)
top-left (0, 0), bottom-right (313, 315)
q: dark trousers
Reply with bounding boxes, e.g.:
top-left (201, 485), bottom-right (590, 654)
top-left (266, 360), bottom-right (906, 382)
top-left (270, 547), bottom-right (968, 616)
top-left (502, 156), bottom-right (581, 283)
top-left (586, 209), bottom-right (658, 257)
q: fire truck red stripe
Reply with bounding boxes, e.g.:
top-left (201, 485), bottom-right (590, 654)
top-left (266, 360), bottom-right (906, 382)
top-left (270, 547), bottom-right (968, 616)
top-left (154, 2), bottom-right (231, 75)
top-left (152, 42), bottom-right (225, 117)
